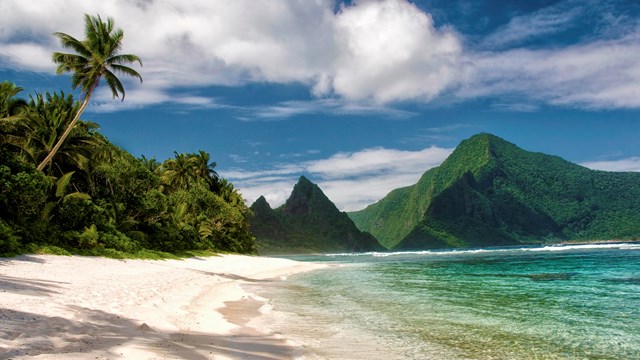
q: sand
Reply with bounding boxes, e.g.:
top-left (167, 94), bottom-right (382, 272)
top-left (0, 254), bottom-right (324, 359)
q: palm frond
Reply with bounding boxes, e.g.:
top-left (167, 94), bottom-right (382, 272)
top-left (52, 32), bottom-right (91, 58)
top-left (103, 70), bottom-right (126, 100)
top-left (109, 53), bottom-right (142, 67)
top-left (107, 28), bottom-right (124, 58)
top-left (110, 64), bottom-right (143, 83)
top-left (55, 171), bottom-right (75, 198)
top-left (63, 191), bottom-right (92, 202)
top-left (52, 53), bottom-right (86, 74)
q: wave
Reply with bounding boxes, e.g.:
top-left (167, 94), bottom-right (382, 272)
top-left (323, 249), bottom-right (494, 258)
top-left (525, 243), bottom-right (640, 252)
top-left (322, 242), bottom-right (640, 258)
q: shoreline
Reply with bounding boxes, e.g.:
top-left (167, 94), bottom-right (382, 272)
top-left (0, 254), bottom-right (325, 359)
top-left (555, 238), bottom-right (640, 245)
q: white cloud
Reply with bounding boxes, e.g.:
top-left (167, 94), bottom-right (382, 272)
top-left (581, 157), bottom-right (640, 172)
top-left (0, 0), bottom-right (462, 109)
top-left (320, 0), bottom-right (463, 103)
top-left (234, 178), bottom-right (298, 210)
top-left (318, 173), bottom-right (426, 211)
top-left (2, 0), bottom-right (640, 111)
top-left (0, 43), bottom-right (56, 72)
top-left (307, 146), bottom-right (450, 178)
top-left (481, 3), bottom-right (583, 48)
top-left (461, 32), bottom-right (640, 109)
top-left (244, 98), bottom-right (416, 120)
top-left (89, 86), bottom-right (227, 112)
top-left (223, 145), bottom-right (453, 211)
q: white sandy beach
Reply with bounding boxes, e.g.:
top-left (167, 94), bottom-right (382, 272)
top-left (0, 254), bottom-right (323, 359)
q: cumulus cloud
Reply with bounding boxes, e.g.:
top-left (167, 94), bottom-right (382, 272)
top-left (0, 43), bottom-right (55, 72)
top-left (319, 0), bottom-right (463, 102)
top-left (2, 0), bottom-right (640, 111)
top-left (224, 145), bottom-right (452, 211)
top-left (0, 0), bottom-right (462, 109)
top-left (581, 157), bottom-right (640, 172)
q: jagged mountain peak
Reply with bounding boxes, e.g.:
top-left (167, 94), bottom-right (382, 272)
top-left (252, 195), bottom-right (270, 207)
top-left (282, 176), bottom-right (336, 216)
top-left (250, 195), bottom-right (273, 216)
top-left (250, 176), bottom-right (383, 254)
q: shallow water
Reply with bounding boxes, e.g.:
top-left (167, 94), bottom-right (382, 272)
top-left (255, 243), bottom-right (640, 359)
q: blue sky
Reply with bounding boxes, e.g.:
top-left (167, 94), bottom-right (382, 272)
top-left (1, 0), bottom-right (639, 210)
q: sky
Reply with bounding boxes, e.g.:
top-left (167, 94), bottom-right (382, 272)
top-left (1, 0), bottom-right (639, 211)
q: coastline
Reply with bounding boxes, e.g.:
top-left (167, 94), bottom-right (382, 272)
top-left (0, 254), bottom-right (325, 359)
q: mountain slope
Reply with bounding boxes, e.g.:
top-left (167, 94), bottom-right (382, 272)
top-left (349, 133), bottom-right (640, 250)
top-left (250, 176), bottom-right (383, 254)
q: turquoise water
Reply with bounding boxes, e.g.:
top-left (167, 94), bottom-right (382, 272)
top-left (256, 244), bottom-right (640, 359)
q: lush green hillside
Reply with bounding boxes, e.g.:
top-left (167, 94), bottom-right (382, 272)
top-left (0, 14), bottom-right (257, 258)
top-left (1, 81), bottom-right (255, 257)
top-left (349, 133), bottom-right (640, 250)
top-left (250, 176), bottom-right (383, 254)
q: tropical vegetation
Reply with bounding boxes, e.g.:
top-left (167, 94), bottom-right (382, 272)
top-left (38, 14), bottom-right (142, 171)
top-left (0, 14), bottom-right (255, 257)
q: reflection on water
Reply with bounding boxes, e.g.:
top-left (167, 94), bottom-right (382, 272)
top-left (255, 243), bottom-right (640, 359)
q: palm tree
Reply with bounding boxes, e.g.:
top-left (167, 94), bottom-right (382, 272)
top-left (21, 92), bottom-right (104, 181)
top-left (0, 81), bottom-right (27, 118)
top-left (0, 81), bottom-right (28, 145)
top-left (139, 155), bottom-right (162, 175)
top-left (37, 14), bottom-right (142, 171)
top-left (162, 152), bottom-right (197, 192)
top-left (192, 150), bottom-right (219, 190)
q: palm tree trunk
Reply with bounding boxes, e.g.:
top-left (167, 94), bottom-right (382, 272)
top-left (36, 92), bottom-right (92, 171)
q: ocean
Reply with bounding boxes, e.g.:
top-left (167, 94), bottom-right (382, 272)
top-left (253, 243), bottom-right (640, 359)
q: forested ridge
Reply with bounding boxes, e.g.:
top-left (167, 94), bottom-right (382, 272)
top-left (350, 133), bottom-right (640, 250)
top-left (250, 176), bottom-right (383, 254)
top-left (0, 82), bottom-right (255, 257)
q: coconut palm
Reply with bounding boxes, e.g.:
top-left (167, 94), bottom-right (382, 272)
top-left (162, 152), bottom-right (197, 192)
top-left (140, 155), bottom-right (162, 175)
top-left (37, 14), bottom-right (142, 171)
top-left (21, 92), bottom-right (104, 181)
top-left (0, 81), bottom-right (28, 145)
top-left (0, 81), bottom-right (27, 118)
top-left (192, 150), bottom-right (219, 190)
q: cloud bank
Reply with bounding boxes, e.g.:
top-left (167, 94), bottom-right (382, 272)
top-left (581, 157), bottom-right (640, 172)
top-left (0, 0), bottom-right (462, 109)
top-left (3, 0), bottom-right (638, 112)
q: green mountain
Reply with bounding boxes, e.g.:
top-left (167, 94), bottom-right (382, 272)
top-left (250, 176), bottom-right (384, 254)
top-left (349, 133), bottom-right (640, 250)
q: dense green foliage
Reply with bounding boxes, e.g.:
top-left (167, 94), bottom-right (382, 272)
top-left (0, 14), bottom-right (254, 257)
top-left (0, 80), bottom-right (255, 257)
top-left (350, 133), bottom-right (640, 250)
top-left (250, 176), bottom-right (383, 254)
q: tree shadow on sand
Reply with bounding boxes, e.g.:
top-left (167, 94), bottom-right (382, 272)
top-left (0, 275), bottom-right (66, 296)
top-left (0, 306), bottom-right (295, 360)
top-left (0, 255), bottom-right (47, 265)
